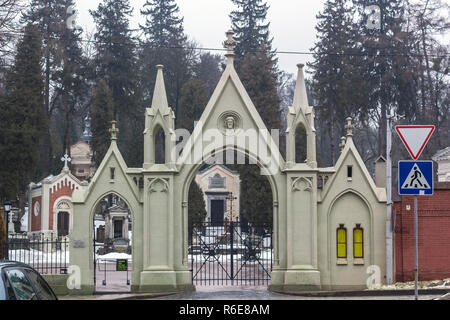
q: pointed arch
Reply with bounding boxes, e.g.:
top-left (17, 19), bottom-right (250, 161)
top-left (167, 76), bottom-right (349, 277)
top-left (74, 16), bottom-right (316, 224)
top-left (295, 123), bottom-right (308, 164)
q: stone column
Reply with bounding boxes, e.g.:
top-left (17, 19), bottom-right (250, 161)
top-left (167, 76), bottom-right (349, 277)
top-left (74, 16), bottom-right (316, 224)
top-left (8, 211), bottom-right (15, 234)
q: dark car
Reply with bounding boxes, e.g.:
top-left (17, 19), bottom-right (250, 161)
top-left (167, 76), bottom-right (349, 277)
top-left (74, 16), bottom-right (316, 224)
top-left (0, 261), bottom-right (58, 300)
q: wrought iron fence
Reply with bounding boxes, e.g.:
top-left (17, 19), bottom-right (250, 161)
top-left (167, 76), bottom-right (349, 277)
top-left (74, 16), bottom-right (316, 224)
top-left (190, 219), bottom-right (273, 286)
top-left (0, 233), bottom-right (69, 275)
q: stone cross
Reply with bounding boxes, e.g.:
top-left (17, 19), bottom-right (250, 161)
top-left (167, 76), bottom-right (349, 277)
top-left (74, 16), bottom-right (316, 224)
top-left (223, 29), bottom-right (236, 54)
top-left (109, 120), bottom-right (119, 140)
top-left (61, 153), bottom-right (72, 168)
top-left (345, 117), bottom-right (354, 137)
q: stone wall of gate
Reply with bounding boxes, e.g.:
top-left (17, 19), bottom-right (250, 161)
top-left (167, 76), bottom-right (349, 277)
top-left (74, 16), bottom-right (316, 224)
top-left (68, 31), bottom-right (387, 295)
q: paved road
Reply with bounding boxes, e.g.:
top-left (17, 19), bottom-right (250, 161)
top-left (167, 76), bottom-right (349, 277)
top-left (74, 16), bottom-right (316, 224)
top-left (150, 286), bottom-right (442, 300)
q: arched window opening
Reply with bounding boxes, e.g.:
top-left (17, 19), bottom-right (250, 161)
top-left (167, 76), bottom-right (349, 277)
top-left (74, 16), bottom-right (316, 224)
top-left (295, 124), bottom-right (307, 163)
top-left (155, 127), bottom-right (166, 164)
top-left (337, 224), bottom-right (347, 259)
top-left (353, 225), bottom-right (364, 259)
top-left (57, 212), bottom-right (70, 237)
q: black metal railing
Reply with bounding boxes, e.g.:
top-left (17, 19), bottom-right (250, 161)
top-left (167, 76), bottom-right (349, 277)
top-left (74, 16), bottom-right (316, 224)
top-left (189, 219), bottom-right (273, 286)
top-left (0, 233), bottom-right (69, 275)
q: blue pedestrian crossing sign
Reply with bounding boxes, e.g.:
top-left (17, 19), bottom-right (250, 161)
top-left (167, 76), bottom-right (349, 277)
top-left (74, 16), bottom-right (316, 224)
top-left (398, 161), bottom-right (433, 196)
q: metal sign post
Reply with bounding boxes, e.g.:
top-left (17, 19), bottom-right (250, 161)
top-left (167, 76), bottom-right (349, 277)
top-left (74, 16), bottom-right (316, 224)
top-left (414, 196), bottom-right (418, 300)
top-left (396, 125), bottom-right (435, 301)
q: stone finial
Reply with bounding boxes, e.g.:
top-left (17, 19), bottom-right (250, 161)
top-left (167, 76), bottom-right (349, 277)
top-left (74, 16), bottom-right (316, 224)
top-left (345, 117), bottom-right (354, 137)
top-left (109, 120), bottom-right (119, 141)
top-left (292, 63), bottom-right (309, 111)
top-left (339, 136), bottom-right (347, 152)
top-left (223, 29), bottom-right (236, 64)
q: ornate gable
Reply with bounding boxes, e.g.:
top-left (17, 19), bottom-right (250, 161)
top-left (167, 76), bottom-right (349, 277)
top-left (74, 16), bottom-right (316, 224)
top-left (176, 30), bottom-right (284, 174)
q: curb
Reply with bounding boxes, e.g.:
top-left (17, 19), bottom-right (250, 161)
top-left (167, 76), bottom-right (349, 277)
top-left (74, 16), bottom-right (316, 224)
top-left (276, 288), bottom-right (450, 298)
top-left (58, 292), bottom-right (178, 300)
top-left (114, 292), bottom-right (178, 300)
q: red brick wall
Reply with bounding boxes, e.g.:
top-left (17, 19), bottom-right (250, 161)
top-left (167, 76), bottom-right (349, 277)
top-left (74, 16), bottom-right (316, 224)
top-left (48, 178), bottom-right (78, 230)
top-left (31, 197), bottom-right (42, 232)
top-left (394, 188), bottom-right (450, 282)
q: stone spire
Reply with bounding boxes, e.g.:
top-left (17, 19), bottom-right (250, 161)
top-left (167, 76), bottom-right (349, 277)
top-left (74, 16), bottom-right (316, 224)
top-left (151, 65), bottom-right (170, 113)
top-left (109, 120), bottom-right (119, 141)
top-left (292, 64), bottom-right (309, 111)
top-left (223, 29), bottom-right (236, 65)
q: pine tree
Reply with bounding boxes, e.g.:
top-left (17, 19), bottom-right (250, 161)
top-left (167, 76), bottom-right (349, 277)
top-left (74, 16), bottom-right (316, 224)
top-left (22, 0), bottom-right (88, 175)
top-left (310, 0), bottom-right (368, 165)
top-left (192, 52), bottom-right (223, 96)
top-left (229, 0), bottom-right (274, 69)
top-left (139, 0), bottom-right (189, 116)
top-left (352, 0), bottom-right (415, 157)
top-left (91, 0), bottom-right (137, 119)
top-left (91, 0), bottom-right (141, 166)
top-left (229, 0), bottom-right (280, 226)
top-left (188, 181), bottom-right (207, 225)
top-left (230, 48), bottom-right (280, 226)
top-left (90, 79), bottom-right (114, 167)
top-left (240, 48), bottom-right (281, 131)
top-left (177, 78), bottom-right (209, 133)
top-left (0, 24), bottom-right (47, 200)
top-left (237, 164), bottom-right (272, 227)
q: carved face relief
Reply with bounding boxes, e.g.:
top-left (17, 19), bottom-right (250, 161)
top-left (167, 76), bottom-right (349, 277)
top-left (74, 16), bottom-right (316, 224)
top-left (218, 112), bottom-right (242, 136)
top-left (225, 116), bottom-right (235, 130)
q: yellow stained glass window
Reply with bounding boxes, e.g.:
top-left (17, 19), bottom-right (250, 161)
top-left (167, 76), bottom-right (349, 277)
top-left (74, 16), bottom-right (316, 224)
top-left (337, 226), bottom-right (347, 258)
top-left (354, 226), bottom-right (364, 258)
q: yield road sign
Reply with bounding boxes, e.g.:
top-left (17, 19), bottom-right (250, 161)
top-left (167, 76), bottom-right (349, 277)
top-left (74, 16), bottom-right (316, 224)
top-left (395, 125), bottom-right (435, 160)
top-left (398, 161), bottom-right (433, 196)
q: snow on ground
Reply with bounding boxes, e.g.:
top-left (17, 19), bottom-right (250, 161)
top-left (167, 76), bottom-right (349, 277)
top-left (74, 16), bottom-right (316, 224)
top-left (96, 252), bottom-right (132, 263)
top-left (8, 249), bottom-right (69, 265)
top-left (372, 279), bottom-right (450, 290)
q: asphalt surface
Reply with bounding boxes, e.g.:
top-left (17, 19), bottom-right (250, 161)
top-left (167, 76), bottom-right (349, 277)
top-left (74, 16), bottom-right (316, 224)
top-left (150, 286), bottom-right (444, 300)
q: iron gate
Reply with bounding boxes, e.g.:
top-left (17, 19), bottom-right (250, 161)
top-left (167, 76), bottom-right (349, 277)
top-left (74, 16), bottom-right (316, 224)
top-left (93, 232), bottom-right (132, 292)
top-left (189, 220), bottom-right (273, 286)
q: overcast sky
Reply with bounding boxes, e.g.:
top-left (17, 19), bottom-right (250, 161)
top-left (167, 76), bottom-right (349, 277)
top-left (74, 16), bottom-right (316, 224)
top-left (74, 0), bottom-right (327, 76)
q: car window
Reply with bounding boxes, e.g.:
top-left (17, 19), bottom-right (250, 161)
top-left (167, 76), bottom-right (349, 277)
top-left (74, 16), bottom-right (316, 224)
top-left (24, 269), bottom-right (57, 300)
top-left (0, 274), bottom-right (5, 300)
top-left (5, 269), bottom-right (38, 301)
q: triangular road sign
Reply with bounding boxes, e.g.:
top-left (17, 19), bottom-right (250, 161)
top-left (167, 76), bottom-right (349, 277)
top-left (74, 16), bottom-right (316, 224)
top-left (401, 163), bottom-right (431, 190)
top-left (395, 125), bottom-right (435, 160)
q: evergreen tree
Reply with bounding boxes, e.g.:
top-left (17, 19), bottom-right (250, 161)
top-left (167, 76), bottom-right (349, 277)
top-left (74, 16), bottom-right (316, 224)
top-left (91, 0), bottom-right (137, 119)
top-left (91, 0), bottom-right (141, 166)
top-left (0, 24), bottom-right (47, 200)
top-left (139, 0), bottom-right (189, 117)
top-left (90, 79), bottom-right (114, 167)
top-left (229, 0), bottom-right (280, 226)
top-left (231, 48), bottom-right (280, 226)
top-left (237, 164), bottom-right (272, 226)
top-left (352, 0), bottom-right (415, 157)
top-left (22, 0), bottom-right (88, 175)
top-left (177, 78), bottom-right (209, 133)
top-left (188, 181), bottom-right (207, 224)
top-left (192, 52), bottom-right (223, 95)
top-left (310, 0), bottom-right (369, 165)
top-left (239, 48), bottom-right (281, 131)
top-left (229, 0), bottom-right (274, 69)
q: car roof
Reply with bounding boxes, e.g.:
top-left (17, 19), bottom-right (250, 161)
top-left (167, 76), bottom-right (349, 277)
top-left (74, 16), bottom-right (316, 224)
top-left (0, 261), bottom-right (33, 269)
